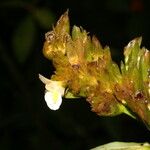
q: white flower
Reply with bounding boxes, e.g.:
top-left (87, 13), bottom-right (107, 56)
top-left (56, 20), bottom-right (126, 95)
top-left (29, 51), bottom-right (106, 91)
top-left (39, 74), bottom-right (65, 110)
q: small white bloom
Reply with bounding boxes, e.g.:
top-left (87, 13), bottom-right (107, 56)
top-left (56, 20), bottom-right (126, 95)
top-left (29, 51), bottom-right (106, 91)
top-left (44, 90), bottom-right (62, 110)
top-left (39, 74), bottom-right (65, 110)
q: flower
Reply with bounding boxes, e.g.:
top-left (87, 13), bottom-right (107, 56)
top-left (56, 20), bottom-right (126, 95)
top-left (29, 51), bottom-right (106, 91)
top-left (39, 74), bottom-right (65, 110)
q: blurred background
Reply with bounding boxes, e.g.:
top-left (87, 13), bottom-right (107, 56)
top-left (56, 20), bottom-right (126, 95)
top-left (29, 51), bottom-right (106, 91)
top-left (0, 0), bottom-right (150, 149)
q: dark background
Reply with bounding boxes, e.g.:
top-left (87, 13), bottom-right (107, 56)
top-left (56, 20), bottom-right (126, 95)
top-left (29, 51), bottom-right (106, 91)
top-left (0, 0), bottom-right (150, 149)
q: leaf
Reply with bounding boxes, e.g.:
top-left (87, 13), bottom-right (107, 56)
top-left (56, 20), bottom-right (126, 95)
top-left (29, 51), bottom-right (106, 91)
top-left (12, 15), bottom-right (36, 63)
top-left (33, 8), bottom-right (55, 29)
top-left (91, 142), bottom-right (150, 150)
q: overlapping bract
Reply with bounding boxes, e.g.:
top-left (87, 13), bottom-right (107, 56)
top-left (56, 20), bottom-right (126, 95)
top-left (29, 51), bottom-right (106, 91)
top-left (41, 11), bottom-right (150, 129)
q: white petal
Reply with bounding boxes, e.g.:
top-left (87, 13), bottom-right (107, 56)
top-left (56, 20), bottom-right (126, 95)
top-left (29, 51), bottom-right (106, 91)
top-left (44, 91), bottom-right (62, 110)
top-left (39, 74), bottom-right (51, 84)
top-left (45, 82), bottom-right (65, 96)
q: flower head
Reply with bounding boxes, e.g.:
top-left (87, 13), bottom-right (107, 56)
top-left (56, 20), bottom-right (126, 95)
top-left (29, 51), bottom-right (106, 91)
top-left (39, 74), bottom-right (65, 110)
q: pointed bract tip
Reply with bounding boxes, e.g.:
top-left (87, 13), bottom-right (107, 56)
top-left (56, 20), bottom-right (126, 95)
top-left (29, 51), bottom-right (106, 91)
top-left (127, 37), bottom-right (142, 48)
top-left (54, 10), bottom-right (70, 34)
top-left (135, 36), bottom-right (142, 46)
top-left (92, 35), bottom-right (102, 49)
top-left (65, 9), bottom-right (69, 15)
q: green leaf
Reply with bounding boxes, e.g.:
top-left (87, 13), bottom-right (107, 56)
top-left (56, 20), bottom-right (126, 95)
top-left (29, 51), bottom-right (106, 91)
top-left (91, 142), bottom-right (150, 150)
top-left (33, 8), bottom-right (55, 29)
top-left (12, 15), bottom-right (36, 63)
